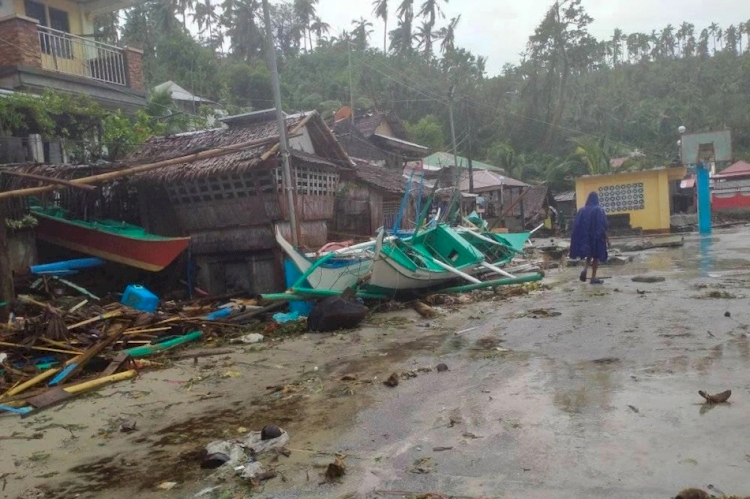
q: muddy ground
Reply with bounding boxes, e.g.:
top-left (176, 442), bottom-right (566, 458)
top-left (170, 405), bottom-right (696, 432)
top-left (3, 228), bottom-right (750, 499)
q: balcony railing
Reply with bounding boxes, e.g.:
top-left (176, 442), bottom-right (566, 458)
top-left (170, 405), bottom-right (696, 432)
top-left (37, 27), bottom-right (127, 86)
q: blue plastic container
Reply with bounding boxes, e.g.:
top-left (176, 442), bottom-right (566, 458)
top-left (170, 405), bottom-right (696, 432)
top-left (121, 284), bottom-right (159, 313)
top-left (284, 260), bottom-right (313, 316)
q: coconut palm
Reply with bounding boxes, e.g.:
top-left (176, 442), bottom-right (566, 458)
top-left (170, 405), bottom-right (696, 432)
top-left (698, 28), bottom-right (710, 58)
top-left (438, 14), bottom-right (460, 54)
top-left (351, 17), bottom-right (373, 50)
top-left (177, 0), bottom-right (194, 28)
top-left (310, 16), bottom-right (330, 47)
top-left (611, 28), bottom-right (624, 65)
top-left (708, 22), bottom-right (721, 53)
top-left (293, 0), bottom-right (318, 51)
top-left (372, 0), bottom-right (388, 53)
top-left (193, 0), bottom-right (221, 50)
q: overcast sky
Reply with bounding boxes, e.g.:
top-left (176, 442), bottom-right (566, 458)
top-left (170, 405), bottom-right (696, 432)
top-left (316, 0), bottom-right (748, 75)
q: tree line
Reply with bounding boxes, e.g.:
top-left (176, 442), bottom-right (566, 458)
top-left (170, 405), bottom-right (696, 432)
top-left (88, 0), bottom-right (750, 190)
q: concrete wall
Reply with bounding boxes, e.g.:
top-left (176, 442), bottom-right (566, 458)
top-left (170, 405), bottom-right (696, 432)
top-left (8, 229), bottom-right (37, 271)
top-left (576, 167), bottom-right (686, 232)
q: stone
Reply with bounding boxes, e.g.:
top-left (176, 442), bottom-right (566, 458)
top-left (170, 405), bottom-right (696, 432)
top-left (260, 424), bottom-right (282, 440)
top-left (631, 275), bottom-right (666, 283)
top-left (436, 363), bottom-right (449, 372)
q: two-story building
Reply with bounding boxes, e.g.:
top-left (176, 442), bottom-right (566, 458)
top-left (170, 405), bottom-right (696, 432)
top-left (0, 0), bottom-right (146, 111)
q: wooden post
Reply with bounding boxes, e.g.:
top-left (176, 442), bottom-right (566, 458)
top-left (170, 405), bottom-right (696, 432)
top-left (0, 201), bottom-right (15, 322)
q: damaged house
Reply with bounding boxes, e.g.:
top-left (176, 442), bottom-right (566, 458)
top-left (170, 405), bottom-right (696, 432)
top-left (333, 159), bottom-right (416, 239)
top-left (129, 109), bottom-right (352, 295)
top-left (331, 108), bottom-right (429, 170)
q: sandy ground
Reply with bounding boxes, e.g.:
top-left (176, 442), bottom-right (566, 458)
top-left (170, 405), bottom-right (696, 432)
top-left (3, 228), bottom-right (750, 499)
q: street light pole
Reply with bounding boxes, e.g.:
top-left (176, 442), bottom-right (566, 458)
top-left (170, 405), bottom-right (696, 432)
top-left (262, 0), bottom-right (299, 247)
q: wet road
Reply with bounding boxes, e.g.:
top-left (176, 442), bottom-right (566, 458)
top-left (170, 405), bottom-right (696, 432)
top-left (275, 229), bottom-right (750, 498)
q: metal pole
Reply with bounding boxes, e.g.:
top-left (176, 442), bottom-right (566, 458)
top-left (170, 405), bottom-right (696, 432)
top-left (262, 0), bottom-right (299, 247)
top-left (448, 85), bottom-right (459, 188)
top-left (696, 161), bottom-right (712, 234)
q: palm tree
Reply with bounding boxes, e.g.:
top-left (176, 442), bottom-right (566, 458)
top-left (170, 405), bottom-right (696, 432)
top-left (649, 30), bottom-right (660, 59)
top-left (222, 0), bottom-right (262, 61)
top-left (372, 0), bottom-right (388, 53)
top-left (310, 16), bottom-right (330, 47)
top-left (177, 0), bottom-right (194, 29)
top-left (390, 0), bottom-right (414, 55)
top-left (570, 136), bottom-right (610, 175)
top-left (415, 20), bottom-right (435, 56)
top-left (626, 33), bottom-right (638, 63)
top-left (661, 24), bottom-right (675, 58)
top-left (437, 14), bottom-right (459, 54)
top-left (724, 24), bottom-right (739, 55)
top-left (293, 0), bottom-right (318, 51)
top-left (351, 17), bottom-right (373, 49)
top-left (611, 28), bottom-right (624, 65)
top-left (708, 22), bottom-right (720, 53)
top-left (193, 0), bottom-right (221, 51)
top-left (698, 28), bottom-right (710, 58)
top-left (636, 33), bottom-right (650, 62)
top-left (415, 0), bottom-right (445, 58)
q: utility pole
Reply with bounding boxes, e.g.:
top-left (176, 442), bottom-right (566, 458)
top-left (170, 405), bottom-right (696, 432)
top-left (262, 0), bottom-right (299, 247)
top-left (448, 85), bottom-right (459, 188)
top-left (466, 117), bottom-right (474, 194)
top-left (348, 41), bottom-right (355, 127)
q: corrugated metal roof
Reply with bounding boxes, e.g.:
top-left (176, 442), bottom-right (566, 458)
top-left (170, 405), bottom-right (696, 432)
top-left (554, 191), bottom-right (576, 202)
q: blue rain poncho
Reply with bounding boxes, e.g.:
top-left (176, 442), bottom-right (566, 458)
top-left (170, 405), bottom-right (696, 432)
top-left (569, 192), bottom-right (609, 262)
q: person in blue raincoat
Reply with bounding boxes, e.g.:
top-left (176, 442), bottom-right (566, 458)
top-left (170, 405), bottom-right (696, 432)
top-left (569, 192), bottom-right (609, 284)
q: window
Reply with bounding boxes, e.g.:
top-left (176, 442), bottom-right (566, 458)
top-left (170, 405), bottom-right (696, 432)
top-left (25, 0), bottom-right (72, 58)
top-left (24, 0), bottom-right (47, 26)
top-left (48, 7), bottom-right (70, 32)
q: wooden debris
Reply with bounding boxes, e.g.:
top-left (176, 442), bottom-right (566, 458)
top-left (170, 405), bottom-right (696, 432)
top-left (412, 301), bottom-right (437, 318)
top-left (698, 389), bottom-right (732, 404)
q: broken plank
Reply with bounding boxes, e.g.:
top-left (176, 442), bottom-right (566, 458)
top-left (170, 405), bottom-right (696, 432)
top-left (99, 352), bottom-right (132, 377)
top-left (25, 386), bottom-right (72, 410)
top-left (48, 326), bottom-right (126, 386)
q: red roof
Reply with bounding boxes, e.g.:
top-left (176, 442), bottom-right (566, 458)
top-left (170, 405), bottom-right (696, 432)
top-left (714, 160), bottom-right (750, 179)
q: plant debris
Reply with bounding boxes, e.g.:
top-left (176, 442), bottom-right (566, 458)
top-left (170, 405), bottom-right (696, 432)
top-left (409, 457), bottom-right (434, 474)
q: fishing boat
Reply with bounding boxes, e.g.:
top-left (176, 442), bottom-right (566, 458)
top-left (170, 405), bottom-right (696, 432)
top-left (275, 227), bottom-right (374, 292)
top-left (366, 223), bottom-right (488, 295)
top-left (457, 228), bottom-right (530, 266)
top-left (30, 205), bottom-right (190, 272)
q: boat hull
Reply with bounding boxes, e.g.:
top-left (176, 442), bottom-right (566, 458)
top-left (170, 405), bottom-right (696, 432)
top-left (34, 213), bottom-right (190, 272)
top-left (366, 254), bottom-right (461, 294)
top-left (276, 230), bottom-right (373, 291)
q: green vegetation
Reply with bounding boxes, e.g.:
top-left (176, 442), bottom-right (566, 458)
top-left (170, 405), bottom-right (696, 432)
top-left (76, 1), bottom-right (750, 185)
top-left (0, 90), bottom-right (209, 163)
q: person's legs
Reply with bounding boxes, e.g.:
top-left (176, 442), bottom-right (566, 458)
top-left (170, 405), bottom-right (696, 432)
top-left (590, 259), bottom-right (603, 284)
top-left (580, 257), bottom-right (591, 282)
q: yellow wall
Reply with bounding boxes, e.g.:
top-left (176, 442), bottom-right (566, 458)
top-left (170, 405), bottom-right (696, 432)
top-left (13, 0), bottom-right (92, 35)
top-left (575, 167), bottom-right (686, 232)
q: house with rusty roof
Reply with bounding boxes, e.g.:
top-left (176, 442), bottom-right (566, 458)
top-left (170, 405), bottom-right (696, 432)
top-left (333, 158), bottom-right (416, 239)
top-left (331, 107), bottom-right (430, 171)
top-left (129, 109), bottom-right (352, 295)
